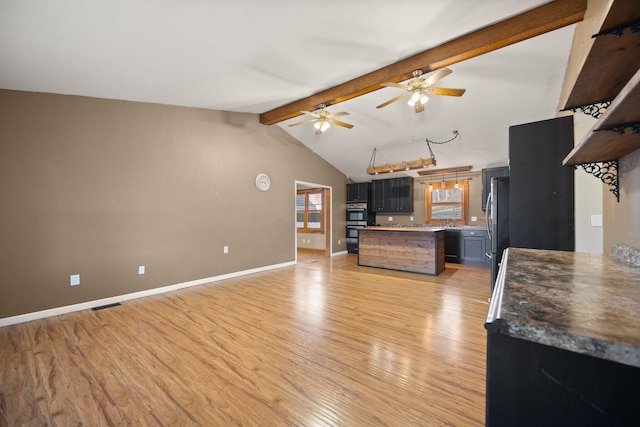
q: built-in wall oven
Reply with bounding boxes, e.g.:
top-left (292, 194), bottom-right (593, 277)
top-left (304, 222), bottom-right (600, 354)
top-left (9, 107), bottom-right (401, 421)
top-left (346, 203), bottom-right (368, 226)
top-left (347, 203), bottom-right (374, 254)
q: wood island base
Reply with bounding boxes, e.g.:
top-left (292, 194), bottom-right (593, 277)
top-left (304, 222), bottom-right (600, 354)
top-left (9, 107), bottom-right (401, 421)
top-left (358, 227), bottom-right (445, 275)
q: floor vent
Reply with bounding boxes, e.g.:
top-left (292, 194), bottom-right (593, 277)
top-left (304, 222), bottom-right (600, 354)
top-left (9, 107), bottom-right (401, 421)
top-left (91, 302), bottom-right (122, 311)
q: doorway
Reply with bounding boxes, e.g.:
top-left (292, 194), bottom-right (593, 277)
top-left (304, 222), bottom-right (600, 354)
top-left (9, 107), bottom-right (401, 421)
top-left (295, 181), bottom-right (332, 258)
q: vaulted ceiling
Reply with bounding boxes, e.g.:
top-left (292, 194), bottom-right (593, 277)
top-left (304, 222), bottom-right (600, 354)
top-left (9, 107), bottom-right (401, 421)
top-left (0, 0), bottom-right (585, 182)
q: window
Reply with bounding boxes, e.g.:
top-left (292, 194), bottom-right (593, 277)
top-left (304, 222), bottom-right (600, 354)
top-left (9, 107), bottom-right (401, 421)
top-left (425, 181), bottom-right (469, 225)
top-left (296, 189), bottom-right (325, 233)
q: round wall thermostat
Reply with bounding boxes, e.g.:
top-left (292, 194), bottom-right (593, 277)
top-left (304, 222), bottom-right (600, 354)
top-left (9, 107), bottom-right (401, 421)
top-left (255, 173), bottom-right (271, 191)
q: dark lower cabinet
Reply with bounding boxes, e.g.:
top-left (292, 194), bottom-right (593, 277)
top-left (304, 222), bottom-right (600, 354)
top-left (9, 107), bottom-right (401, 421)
top-left (444, 229), bottom-right (460, 263)
top-left (460, 230), bottom-right (488, 266)
top-left (486, 331), bottom-right (640, 426)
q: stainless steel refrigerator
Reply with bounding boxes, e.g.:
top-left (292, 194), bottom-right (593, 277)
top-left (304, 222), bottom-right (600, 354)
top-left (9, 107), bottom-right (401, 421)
top-left (486, 176), bottom-right (510, 290)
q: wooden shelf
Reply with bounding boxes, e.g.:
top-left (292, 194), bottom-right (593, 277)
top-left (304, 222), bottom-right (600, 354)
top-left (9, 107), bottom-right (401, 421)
top-left (562, 0), bottom-right (640, 166)
top-left (564, 67), bottom-right (640, 165)
top-left (563, 0), bottom-right (640, 110)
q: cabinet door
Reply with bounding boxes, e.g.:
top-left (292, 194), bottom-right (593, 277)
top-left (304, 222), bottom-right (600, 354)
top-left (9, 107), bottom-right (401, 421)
top-left (392, 177), bottom-right (413, 212)
top-left (346, 183), bottom-right (359, 202)
top-left (371, 180), bottom-right (387, 211)
top-left (444, 229), bottom-right (460, 263)
top-left (460, 230), bottom-right (487, 265)
top-left (347, 182), bottom-right (370, 203)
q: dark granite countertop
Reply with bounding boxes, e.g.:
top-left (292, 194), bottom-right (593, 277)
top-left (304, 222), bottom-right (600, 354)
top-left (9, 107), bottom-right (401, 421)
top-left (486, 247), bottom-right (640, 368)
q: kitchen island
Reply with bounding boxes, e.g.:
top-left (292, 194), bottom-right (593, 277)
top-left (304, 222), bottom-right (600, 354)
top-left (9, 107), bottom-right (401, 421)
top-left (358, 226), bottom-right (445, 275)
top-left (485, 247), bottom-right (640, 426)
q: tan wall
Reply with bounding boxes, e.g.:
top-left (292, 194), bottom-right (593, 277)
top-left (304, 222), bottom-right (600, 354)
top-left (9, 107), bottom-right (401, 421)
top-left (603, 150), bottom-right (640, 252)
top-left (0, 90), bottom-right (346, 318)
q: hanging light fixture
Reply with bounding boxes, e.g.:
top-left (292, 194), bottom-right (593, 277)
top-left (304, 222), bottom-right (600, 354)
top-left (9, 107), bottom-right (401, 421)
top-left (441, 173), bottom-right (446, 189)
top-left (455, 172), bottom-right (459, 189)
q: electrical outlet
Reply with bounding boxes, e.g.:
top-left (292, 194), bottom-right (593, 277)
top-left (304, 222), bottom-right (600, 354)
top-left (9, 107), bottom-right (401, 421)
top-left (410, 216), bottom-right (414, 221)
top-left (388, 217), bottom-right (393, 222)
top-left (138, 265), bottom-right (145, 275)
top-left (471, 216), bottom-right (477, 222)
top-left (70, 274), bottom-right (80, 286)
top-left (223, 245), bottom-right (229, 253)
top-left (591, 214), bottom-right (603, 227)
top-left (338, 239), bottom-right (341, 245)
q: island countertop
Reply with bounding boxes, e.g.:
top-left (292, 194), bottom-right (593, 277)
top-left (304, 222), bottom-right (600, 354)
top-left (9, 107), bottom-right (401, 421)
top-left (486, 247), bottom-right (640, 368)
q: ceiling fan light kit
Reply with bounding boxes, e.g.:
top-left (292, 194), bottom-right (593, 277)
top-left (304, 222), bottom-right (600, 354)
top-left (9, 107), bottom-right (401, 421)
top-left (288, 103), bottom-right (353, 134)
top-left (376, 68), bottom-right (465, 113)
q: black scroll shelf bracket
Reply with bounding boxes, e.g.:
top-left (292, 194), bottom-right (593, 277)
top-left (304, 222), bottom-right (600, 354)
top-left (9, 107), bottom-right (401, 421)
top-left (574, 161), bottom-right (619, 202)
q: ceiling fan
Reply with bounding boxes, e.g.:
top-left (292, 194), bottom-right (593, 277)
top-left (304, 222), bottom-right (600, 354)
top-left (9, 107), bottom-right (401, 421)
top-left (376, 68), bottom-right (466, 113)
top-left (288, 104), bottom-right (354, 134)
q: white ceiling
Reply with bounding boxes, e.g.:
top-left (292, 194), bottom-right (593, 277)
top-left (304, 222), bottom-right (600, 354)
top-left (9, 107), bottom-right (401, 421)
top-left (0, 0), bottom-right (576, 182)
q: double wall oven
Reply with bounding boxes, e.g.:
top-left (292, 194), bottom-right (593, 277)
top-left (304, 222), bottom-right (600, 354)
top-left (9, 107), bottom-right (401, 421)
top-left (346, 202), bottom-right (374, 253)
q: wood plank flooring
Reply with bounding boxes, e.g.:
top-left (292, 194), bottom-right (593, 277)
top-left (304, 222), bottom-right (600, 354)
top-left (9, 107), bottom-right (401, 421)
top-left (0, 253), bottom-right (491, 426)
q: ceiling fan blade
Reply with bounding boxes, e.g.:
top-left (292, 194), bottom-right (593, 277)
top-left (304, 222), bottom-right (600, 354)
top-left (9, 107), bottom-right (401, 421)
top-left (426, 87), bottom-right (466, 97)
top-left (415, 100), bottom-right (425, 113)
top-left (376, 93), bottom-right (408, 109)
top-left (301, 110), bottom-right (320, 118)
top-left (423, 68), bottom-right (453, 87)
top-left (328, 119), bottom-right (354, 129)
top-left (288, 118), bottom-right (317, 127)
top-left (327, 112), bottom-right (350, 118)
top-left (381, 82), bottom-right (409, 90)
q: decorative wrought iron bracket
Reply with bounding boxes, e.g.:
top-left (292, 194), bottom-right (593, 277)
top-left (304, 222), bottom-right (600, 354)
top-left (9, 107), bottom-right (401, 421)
top-left (594, 122), bottom-right (640, 136)
top-left (592, 19), bottom-right (640, 38)
top-left (568, 101), bottom-right (611, 119)
top-left (574, 161), bottom-right (619, 202)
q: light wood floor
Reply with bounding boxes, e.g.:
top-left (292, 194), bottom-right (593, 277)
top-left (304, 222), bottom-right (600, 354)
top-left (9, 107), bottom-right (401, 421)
top-left (1, 253), bottom-right (491, 426)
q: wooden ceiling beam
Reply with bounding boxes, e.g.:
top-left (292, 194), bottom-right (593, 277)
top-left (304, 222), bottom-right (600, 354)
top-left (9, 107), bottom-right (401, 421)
top-left (260, 0), bottom-right (586, 125)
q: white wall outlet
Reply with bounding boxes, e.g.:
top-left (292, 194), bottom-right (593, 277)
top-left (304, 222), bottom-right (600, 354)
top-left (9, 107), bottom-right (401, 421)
top-left (410, 216), bottom-right (414, 221)
top-left (591, 214), bottom-right (603, 227)
top-left (388, 217), bottom-right (393, 222)
top-left (471, 216), bottom-right (478, 222)
top-left (70, 274), bottom-right (80, 286)
top-left (338, 239), bottom-right (341, 245)
top-left (138, 265), bottom-right (145, 275)
top-left (223, 245), bottom-right (229, 253)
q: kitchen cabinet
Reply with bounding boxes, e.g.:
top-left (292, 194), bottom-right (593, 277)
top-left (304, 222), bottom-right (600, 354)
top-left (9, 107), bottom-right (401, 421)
top-left (371, 177), bottom-right (413, 212)
top-left (444, 228), bottom-right (490, 266)
top-left (481, 166), bottom-right (509, 211)
top-left (346, 182), bottom-right (370, 203)
top-left (444, 229), bottom-right (460, 263)
top-left (460, 229), bottom-right (490, 266)
top-left (509, 116), bottom-right (574, 252)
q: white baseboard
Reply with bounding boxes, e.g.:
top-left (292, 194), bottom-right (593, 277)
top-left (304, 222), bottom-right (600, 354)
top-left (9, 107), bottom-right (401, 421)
top-left (0, 261), bottom-right (295, 328)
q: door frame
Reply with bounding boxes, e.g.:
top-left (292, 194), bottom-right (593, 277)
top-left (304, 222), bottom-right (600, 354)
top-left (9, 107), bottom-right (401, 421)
top-left (295, 180), bottom-right (332, 259)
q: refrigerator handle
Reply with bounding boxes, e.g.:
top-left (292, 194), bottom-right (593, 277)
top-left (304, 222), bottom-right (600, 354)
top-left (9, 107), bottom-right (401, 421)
top-left (486, 191), bottom-right (493, 241)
